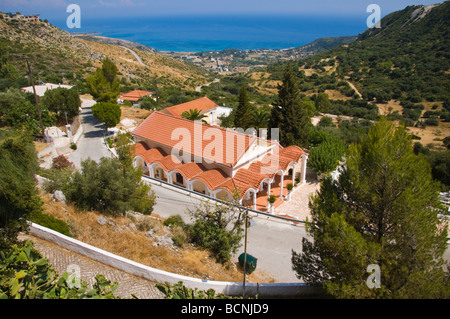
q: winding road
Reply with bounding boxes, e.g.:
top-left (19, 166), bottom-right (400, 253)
top-left (120, 46), bottom-right (148, 67)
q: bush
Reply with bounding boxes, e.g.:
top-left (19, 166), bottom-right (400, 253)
top-left (171, 226), bottom-right (189, 248)
top-left (424, 117), bottom-right (439, 126)
top-left (64, 157), bottom-right (155, 216)
top-left (187, 203), bottom-right (244, 264)
top-left (268, 195), bottom-right (277, 204)
top-left (156, 281), bottom-right (235, 299)
top-left (0, 241), bottom-right (119, 299)
top-left (318, 116), bottom-right (334, 127)
top-left (52, 155), bottom-right (74, 171)
top-left (308, 131), bottom-right (347, 175)
top-left (163, 215), bottom-right (185, 228)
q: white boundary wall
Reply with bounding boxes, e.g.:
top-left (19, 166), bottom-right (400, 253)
top-left (28, 222), bottom-right (318, 298)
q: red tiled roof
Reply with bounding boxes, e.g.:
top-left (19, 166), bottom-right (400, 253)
top-left (162, 97), bottom-right (218, 118)
top-left (154, 155), bottom-right (182, 172)
top-left (171, 162), bottom-right (206, 180)
top-left (133, 143), bottom-right (307, 196)
top-left (191, 168), bottom-right (230, 191)
top-left (279, 145), bottom-right (306, 162)
top-left (134, 142), bottom-right (166, 163)
top-left (132, 111), bottom-right (255, 167)
top-left (120, 90), bottom-right (153, 102)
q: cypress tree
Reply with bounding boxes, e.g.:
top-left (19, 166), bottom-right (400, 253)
top-left (292, 118), bottom-right (450, 298)
top-left (269, 63), bottom-right (311, 147)
top-left (234, 86), bottom-right (254, 130)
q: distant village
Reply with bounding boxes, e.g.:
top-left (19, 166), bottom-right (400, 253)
top-left (165, 47), bottom-right (313, 74)
top-left (0, 12), bottom-right (48, 24)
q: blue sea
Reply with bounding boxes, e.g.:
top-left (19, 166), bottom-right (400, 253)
top-left (53, 14), bottom-right (368, 52)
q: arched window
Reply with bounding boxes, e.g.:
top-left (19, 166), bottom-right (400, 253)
top-left (176, 173), bottom-right (183, 185)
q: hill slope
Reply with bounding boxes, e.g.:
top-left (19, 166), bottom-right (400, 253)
top-left (0, 13), bottom-right (209, 91)
top-left (305, 2), bottom-right (450, 103)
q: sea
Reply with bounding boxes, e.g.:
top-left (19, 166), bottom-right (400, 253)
top-left (52, 14), bottom-right (368, 53)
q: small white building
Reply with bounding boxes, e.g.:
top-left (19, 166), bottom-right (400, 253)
top-left (21, 83), bottom-right (73, 97)
top-left (161, 97), bottom-right (232, 126)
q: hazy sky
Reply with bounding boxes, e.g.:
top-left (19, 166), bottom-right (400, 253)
top-left (0, 0), bottom-right (444, 20)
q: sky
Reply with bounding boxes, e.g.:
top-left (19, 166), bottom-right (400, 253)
top-left (0, 0), bottom-right (445, 20)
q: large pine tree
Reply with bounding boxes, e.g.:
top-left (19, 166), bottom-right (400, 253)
top-left (86, 58), bottom-right (120, 103)
top-left (292, 118), bottom-right (450, 298)
top-left (269, 63), bottom-right (311, 147)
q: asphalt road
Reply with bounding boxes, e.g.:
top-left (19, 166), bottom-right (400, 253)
top-left (68, 99), bottom-right (113, 169)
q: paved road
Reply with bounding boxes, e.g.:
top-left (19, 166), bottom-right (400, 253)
top-left (68, 99), bottom-right (113, 169)
top-left (120, 46), bottom-right (148, 67)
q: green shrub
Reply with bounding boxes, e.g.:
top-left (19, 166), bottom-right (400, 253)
top-left (424, 117), bottom-right (439, 126)
top-left (187, 203), bottom-right (244, 264)
top-left (268, 195), bottom-right (277, 204)
top-left (28, 212), bottom-right (72, 237)
top-left (163, 215), bottom-right (185, 228)
top-left (171, 226), bottom-right (189, 248)
top-left (64, 157), bottom-right (155, 216)
top-left (0, 241), bottom-right (119, 299)
top-left (156, 281), bottom-right (236, 299)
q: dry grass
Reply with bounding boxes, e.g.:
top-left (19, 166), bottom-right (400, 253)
top-left (119, 106), bottom-right (152, 126)
top-left (79, 39), bottom-right (207, 90)
top-left (34, 141), bottom-right (49, 153)
top-left (39, 193), bottom-right (273, 283)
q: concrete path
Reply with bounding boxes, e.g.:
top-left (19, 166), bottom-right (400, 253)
top-left (67, 99), bottom-right (113, 169)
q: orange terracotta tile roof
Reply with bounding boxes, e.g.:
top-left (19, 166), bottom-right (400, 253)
top-left (191, 168), bottom-right (231, 191)
top-left (279, 145), bottom-right (307, 162)
top-left (134, 142), bottom-right (166, 163)
top-left (171, 162), bottom-right (206, 180)
top-left (120, 90), bottom-right (153, 102)
top-left (162, 97), bottom-right (218, 118)
top-left (132, 111), bottom-right (256, 167)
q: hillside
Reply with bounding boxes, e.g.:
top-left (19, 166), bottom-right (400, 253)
top-left (0, 13), bottom-right (210, 91)
top-left (305, 2), bottom-right (450, 104)
top-left (239, 2), bottom-right (450, 148)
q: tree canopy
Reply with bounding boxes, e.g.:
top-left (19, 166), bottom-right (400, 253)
top-left (86, 58), bottom-right (120, 103)
top-left (269, 63), bottom-right (312, 147)
top-left (233, 86), bottom-right (254, 130)
top-left (41, 87), bottom-right (81, 123)
top-left (63, 157), bottom-right (155, 216)
top-left (292, 118), bottom-right (450, 298)
top-left (0, 129), bottom-right (42, 250)
top-left (92, 102), bottom-right (121, 131)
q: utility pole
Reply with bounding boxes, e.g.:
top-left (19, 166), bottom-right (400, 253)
top-left (24, 57), bottom-right (45, 138)
top-left (242, 207), bottom-right (249, 299)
